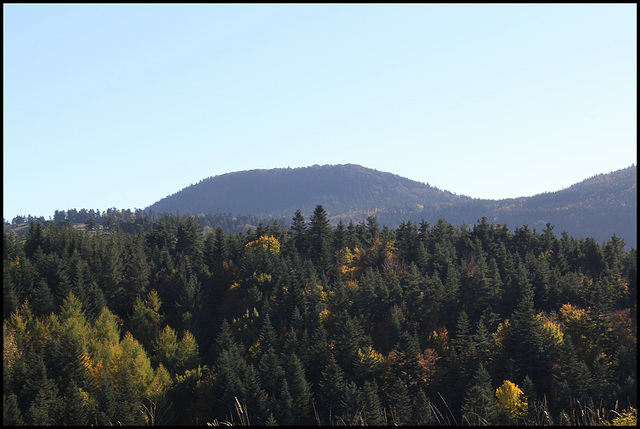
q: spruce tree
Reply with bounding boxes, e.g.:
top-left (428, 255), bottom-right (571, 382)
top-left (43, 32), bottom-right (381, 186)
top-left (61, 380), bottom-right (89, 426)
top-left (461, 363), bottom-right (497, 425)
top-left (290, 210), bottom-right (307, 253)
top-left (412, 388), bottom-right (434, 425)
top-left (361, 380), bottom-right (385, 426)
top-left (288, 353), bottom-right (313, 424)
top-left (258, 347), bottom-right (285, 398)
top-left (385, 378), bottom-right (412, 426)
top-left (115, 366), bottom-right (144, 425)
top-left (96, 370), bottom-right (118, 425)
top-left (309, 204), bottom-right (332, 270)
top-left (3, 394), bottom-right (24, 426)
top-left (339, 380), bottom-right (364, 425)
top-left (276, 379), bottom-right (295, 425)
top-left (317, 354), bottom-right (347, 424)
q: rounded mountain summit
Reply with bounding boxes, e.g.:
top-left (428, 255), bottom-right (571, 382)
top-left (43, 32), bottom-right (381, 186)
top-left (146, 164), bottom-right (466, 218)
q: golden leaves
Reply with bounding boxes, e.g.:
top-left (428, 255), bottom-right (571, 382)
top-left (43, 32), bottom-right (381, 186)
top-left (495, 380), bottom-right (527, 424)
top-left (245, 235), bottom-right (281, 255)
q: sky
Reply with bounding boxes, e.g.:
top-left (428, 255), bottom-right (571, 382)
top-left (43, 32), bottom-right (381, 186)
top-left (3, 3), bottom-right (637, 221)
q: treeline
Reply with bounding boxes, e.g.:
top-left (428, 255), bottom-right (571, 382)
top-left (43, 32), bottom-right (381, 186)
top-left (3, 206), bottom-right (637, 425)
top-left (5, 208), bottom-right (269, 237)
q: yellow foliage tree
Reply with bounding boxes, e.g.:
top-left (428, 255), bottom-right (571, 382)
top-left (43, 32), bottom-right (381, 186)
top-left (495, 380), bottom-right (527, 425)
top-left (245, 235), bottom-right (281, 255)
top-left (540, 312), bottom-right (564, 350)
top-left (3, 321), bottom-right (21, 372)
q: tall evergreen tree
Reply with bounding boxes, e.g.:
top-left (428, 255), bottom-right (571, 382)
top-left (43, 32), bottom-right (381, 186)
top-left (412, 388), bottom-right (434, 425)
top-left (505, 262), bottom-right (545, 385)
top-left (461, 363), bottom-right (497, 425)
top-left (385, 378), bottom-right (412, 426)
top-left (361, 380), bottom-right (385, 426)
top-left (309, 205), bottom-right (332, 271)
top-left (317, 354), bottom-right (347, 424)
top-left (290, 210), bottom-right (307, 254)
top-left (96, 370), bottom-right (118, 425)
top-left (3, 394), bottom-right (24, 426)
top-left (61, 380), bottom-right (89, 426)
top-left (288, 353), bottom-right (313, 424)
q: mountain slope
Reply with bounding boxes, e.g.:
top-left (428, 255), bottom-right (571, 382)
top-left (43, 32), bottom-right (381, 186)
top-left (388, 165), bottom-right (636, 247)
top-left (147, 164), bottom-right (469, 218)
top-left (146, 164), bottom-right (637, 248)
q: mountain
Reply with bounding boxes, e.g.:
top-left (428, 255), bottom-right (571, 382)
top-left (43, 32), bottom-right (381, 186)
top-left (146, 164), bottom-right (637, 248)
top-left (147, 164), bottom-right (469, 218)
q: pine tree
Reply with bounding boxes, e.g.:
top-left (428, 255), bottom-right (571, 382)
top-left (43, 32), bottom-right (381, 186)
top-left (288, 353), bottom-right (313, 424)
top-left (290, 210), bottom-right (307, 253)
top-left (317, 354), bottom-right (347, 424)
top-left (258, 347), bottom-right (285, 398)
top-left (242, 364), bottom-right (268, 425)
top-left (115, 366), bottom-right (144, 425)
top-left (276, 378), bottom-right (295, 425)
top-left (129, 289), bottom-right (165, 352)
top-left (258, 313), bottom-right (278, 354)
top-left (339, 380), bottom-right (364, 425)
top-left (61, 380), bottom-right (89, 426)
top-left (309, 205), bottom-right (332, 271)
top-left (506, 262), bottom-right (544, 385)
top-left (19, 351), bottom-right (59, 425)
top-left (24, 220), bottom-right (44, 258)
top-left (461, 363), bottom-right (497, 425)
top-left (175, 216), bottom-right (204, 263)
top-left (393, 330), bottom-right (423, 394)
top-left (26, 389), bottom-right (57, 425)
top-left (551, 337), bottom-right (593, 414)
top-left (361, 380), bottom-right (385, 426)
top-left (3, 394), bottom-right (24, 426)
top-left (385, 378), bottom-right (412, 426)
top-left (412, 388), bottom-right (434, 425)
top-left (305, 324), bottom-right (330, 387)
top-left (96, 370), bottom-right (118, 425)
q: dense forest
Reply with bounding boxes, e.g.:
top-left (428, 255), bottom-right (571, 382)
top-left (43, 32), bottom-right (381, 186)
top-left (3, 206), bottom-right (637, 426)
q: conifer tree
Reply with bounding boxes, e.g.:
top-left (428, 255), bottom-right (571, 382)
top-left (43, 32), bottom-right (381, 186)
top-left (258, 347), bottom-right (285, 398)
top-left (276, 378), bottom-right (295, 425)
top-left (361, 380), bottom-right (385, 426)
top-left (61, 380), bottom-right (89, 426)
top-left (19, 351), bottom-right (59, 424)
top-left (115, 366), bottom-right (144, 425)
top-left (309, 204), bottom-right (333, 271)
top-left (3, 393), bottom-right (24, 426)
top-left (317, 354), bottom-right (347, 424)
top-left (26, 389), bottom-right (57, 426)
top-left (288, 353), bottom-right (313, 424)
top-left (96, 370), bottom-right (118, 425)
top-left (290, 210), bottom-right (307, 253)
top-left (242, 364), bottom-right (268, 425)
top-left (129, 289), bottom-right (165, 352)
top-left (412, 388), bottom-right (434, 425)
top-left (386, 377), bottom-right (412, 426)
top-left (461, 363), bottom-right (497, 425)
top-left (339, 380), bottom-right (364, 425)
top-left (506, 261), bottom-right (544, 385)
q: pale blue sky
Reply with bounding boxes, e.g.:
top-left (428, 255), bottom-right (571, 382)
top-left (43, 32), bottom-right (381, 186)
top-left (3, 3), bottom-right (637, 221)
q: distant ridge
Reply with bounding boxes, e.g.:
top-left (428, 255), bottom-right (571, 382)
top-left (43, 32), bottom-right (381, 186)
top-left (147, 164), bottom-right (469, 218)
top-left (146, 164), bottom-right (637, 248)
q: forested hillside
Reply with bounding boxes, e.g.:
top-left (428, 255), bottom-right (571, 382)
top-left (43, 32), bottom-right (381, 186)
top-left (3, 207), bottom-right (636, 426)
top-left (146, 164), bottom-right (467, 218)
top-left (143, 164), bottom-right (637, 248)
